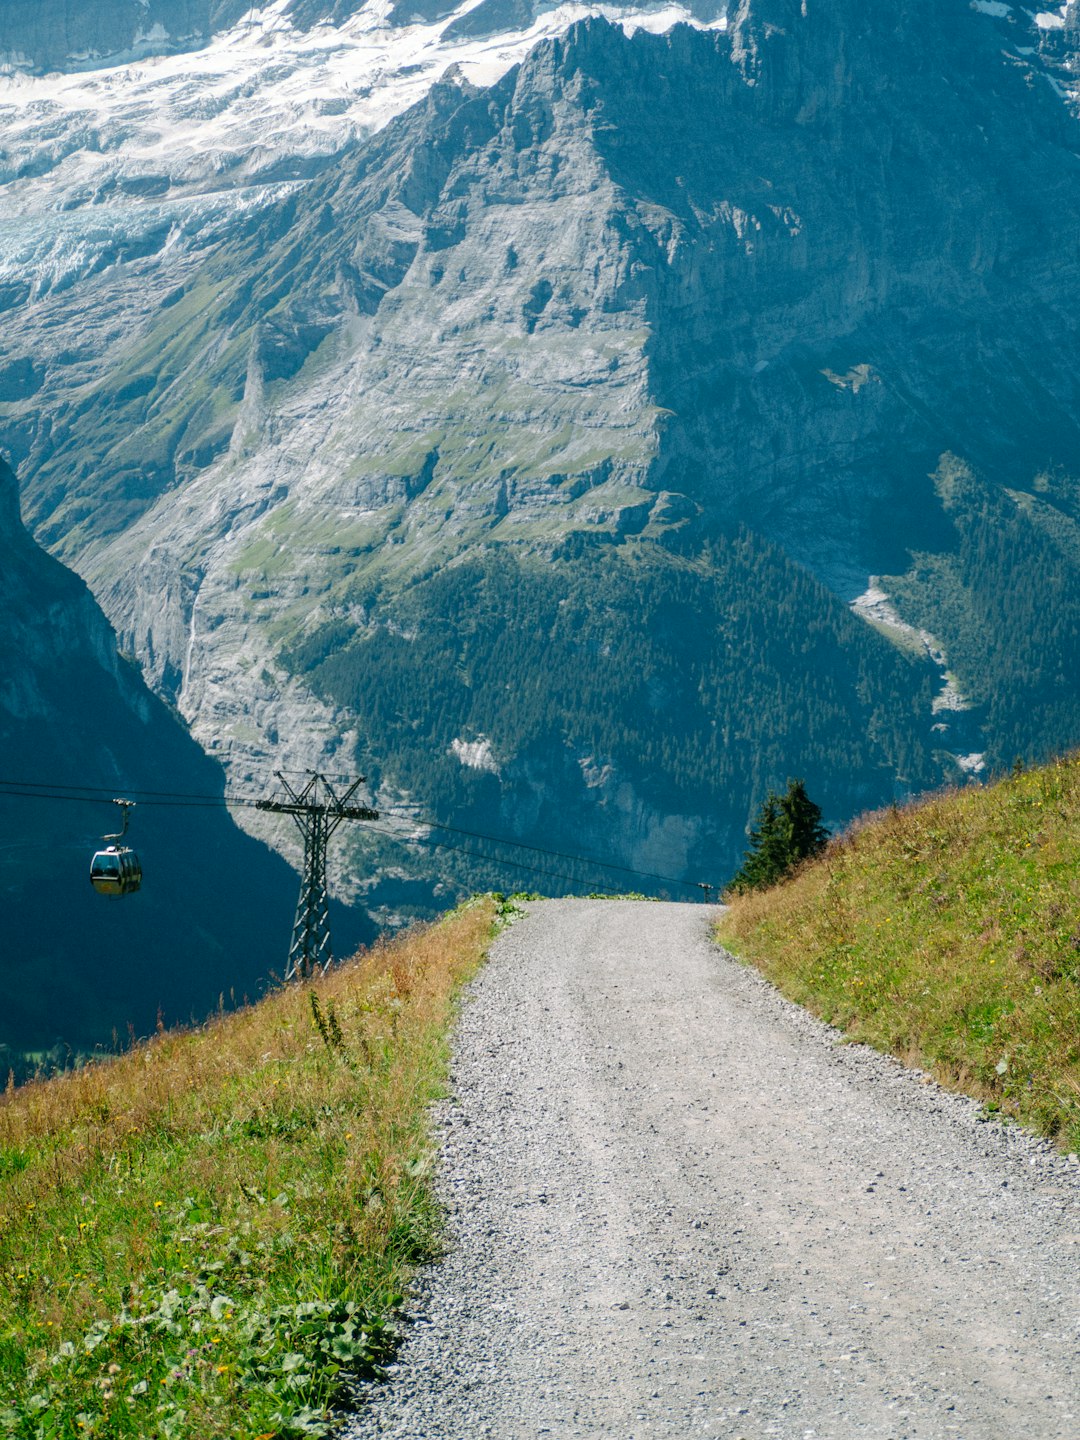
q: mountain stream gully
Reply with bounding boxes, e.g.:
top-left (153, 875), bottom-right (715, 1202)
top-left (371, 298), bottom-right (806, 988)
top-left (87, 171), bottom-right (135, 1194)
top-left (346, 898), bottom-right (1079, 1439)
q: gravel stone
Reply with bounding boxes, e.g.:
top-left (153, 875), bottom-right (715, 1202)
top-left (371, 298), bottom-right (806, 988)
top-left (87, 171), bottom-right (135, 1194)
top-left (345, 899), bottom-right (1080, 1439)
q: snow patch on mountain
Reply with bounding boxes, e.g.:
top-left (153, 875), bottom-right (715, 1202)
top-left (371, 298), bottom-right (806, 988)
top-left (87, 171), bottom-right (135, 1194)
top-left (850, 585), bottom-right (983, 778)
top-left (451, 735), bottom-right (500, 772)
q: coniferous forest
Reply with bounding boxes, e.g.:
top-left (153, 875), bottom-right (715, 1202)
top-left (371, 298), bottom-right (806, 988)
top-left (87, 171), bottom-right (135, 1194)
top-left (286, 531), bottom-right (940, 896)
top-left (887, 456), bottom-right (1080, 770)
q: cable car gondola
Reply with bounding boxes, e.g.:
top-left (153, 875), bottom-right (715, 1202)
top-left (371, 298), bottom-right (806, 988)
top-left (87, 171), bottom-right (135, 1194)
top-left (90, 799), bottom-right (142, 896)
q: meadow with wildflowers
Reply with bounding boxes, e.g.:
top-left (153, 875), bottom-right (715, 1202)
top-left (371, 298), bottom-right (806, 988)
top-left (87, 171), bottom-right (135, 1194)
top-left (718, 757), bottom-right (1080, 1150)
top-left (0, 898), bottom-right (498, 1439)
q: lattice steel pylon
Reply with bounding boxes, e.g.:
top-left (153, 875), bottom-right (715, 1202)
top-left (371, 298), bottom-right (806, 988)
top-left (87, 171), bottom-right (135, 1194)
top-left (256, 771), bottom-right (379, 980)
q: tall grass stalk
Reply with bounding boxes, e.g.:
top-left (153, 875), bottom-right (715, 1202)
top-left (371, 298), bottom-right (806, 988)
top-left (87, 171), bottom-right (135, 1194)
top-left (718, 757), bottom-right (1080, 1149)
top-left (0, 897), bottom-right (496, 1439)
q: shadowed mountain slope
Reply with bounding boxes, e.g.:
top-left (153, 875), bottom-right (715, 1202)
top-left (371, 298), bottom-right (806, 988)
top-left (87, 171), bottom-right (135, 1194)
top-left (0, 456), bottom-right (373, 1066)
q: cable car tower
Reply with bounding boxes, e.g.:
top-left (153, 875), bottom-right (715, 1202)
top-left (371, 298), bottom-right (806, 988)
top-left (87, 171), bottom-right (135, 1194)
top-left (256, 772), bottom-right (378, 981)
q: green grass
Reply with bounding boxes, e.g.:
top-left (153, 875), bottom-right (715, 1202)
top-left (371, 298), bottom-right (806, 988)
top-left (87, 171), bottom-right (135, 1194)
top-left (717, 756), bottom-right (1080, 1148)
top-left (0, 898), bottom-right (500, 1439)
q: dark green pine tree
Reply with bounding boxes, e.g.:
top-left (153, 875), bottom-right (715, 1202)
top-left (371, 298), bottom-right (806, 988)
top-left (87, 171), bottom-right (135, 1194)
top-left (729, 792), bottom-right (788, 893)
top-left (782, 778), bottom-right (828, 862)
top-left (729, 779), bottom-right (828, 893)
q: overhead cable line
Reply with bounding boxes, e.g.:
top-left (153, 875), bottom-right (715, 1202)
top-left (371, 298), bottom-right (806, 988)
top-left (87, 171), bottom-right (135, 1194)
top-left (0, 779), bottom-right (266, 809)
top-left (0, 777), bottom-right (714, 893)
top-left (415, 817), bottom-right (703, 891)
top-left (365, 823), bottom-right (627, 893)
top-left (0, 786), bottom-right (259, 811)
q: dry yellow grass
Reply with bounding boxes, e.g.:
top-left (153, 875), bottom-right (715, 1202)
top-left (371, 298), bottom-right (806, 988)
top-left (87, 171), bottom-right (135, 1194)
top-left (0, 896), bottom-right (498, 1439)
top-left (718, 758), bottom-right (1080, 1149)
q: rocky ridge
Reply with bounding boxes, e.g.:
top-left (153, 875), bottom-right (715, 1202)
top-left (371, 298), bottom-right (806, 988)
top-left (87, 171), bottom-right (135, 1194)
top-left (0, 0), bottom-right (250, 76)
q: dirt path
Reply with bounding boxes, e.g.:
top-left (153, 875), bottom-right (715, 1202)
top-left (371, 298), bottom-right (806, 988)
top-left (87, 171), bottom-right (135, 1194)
top-left (348, 899), bottom-right (1080, 1439)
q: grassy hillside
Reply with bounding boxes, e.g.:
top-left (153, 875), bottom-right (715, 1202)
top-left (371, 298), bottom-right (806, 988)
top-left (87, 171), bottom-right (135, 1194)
top-left (718, 756), bottom-right (1080, 1150)
top-left (0, 897), bottom-right (501, 1439)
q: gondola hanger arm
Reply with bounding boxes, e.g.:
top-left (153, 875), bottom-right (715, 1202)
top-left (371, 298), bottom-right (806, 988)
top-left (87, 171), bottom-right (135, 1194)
top-left (103, 798), bottom-right (136, 844)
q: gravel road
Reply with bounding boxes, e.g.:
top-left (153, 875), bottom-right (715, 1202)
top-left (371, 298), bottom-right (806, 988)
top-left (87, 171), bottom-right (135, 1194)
top-left (347, 898), bottom-right (1080, 1439)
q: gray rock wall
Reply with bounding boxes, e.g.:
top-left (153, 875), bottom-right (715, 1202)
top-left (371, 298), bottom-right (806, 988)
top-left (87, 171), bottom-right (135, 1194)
top-left (0, 0), bottom-right (275, 73)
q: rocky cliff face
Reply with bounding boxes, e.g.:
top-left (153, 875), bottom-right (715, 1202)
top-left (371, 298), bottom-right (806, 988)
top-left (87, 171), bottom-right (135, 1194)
top-left (0, 454), bottom-right (372, 1064)
top-left (0, 0), bottom-right (253, 73)
top-left (3, 0), bottom-right (1080, 903)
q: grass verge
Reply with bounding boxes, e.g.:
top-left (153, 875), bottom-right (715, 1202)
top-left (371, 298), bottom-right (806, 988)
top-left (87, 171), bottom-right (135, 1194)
top-left (0, 896), bottom-right (504, 1439)
top-left (717, 757), bottom-right (1080, 1150)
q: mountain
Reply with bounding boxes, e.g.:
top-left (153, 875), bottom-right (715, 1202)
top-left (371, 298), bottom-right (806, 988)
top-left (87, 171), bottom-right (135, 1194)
top-left (3, 0), bottom-right (1080, 908)
top-left (0, 454), bottom-right (373, 1070)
